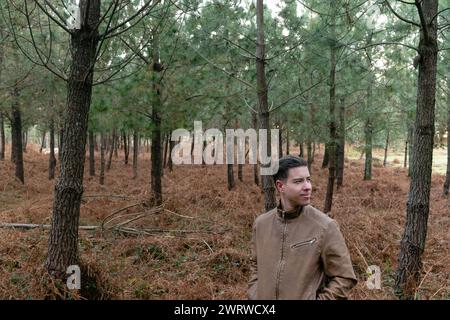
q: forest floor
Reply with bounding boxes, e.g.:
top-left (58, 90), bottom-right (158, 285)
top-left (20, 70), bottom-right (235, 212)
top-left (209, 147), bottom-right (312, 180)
top-left (0, 143), bottom-right (448, 300)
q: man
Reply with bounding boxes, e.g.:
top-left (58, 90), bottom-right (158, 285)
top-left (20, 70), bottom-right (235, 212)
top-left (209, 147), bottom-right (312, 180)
top-left (248, 155), bottom-right (357, 300)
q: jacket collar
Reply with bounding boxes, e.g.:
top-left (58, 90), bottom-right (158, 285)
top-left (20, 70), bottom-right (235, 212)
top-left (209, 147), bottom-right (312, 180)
top-left (276, 201), bottom-right (304, 220)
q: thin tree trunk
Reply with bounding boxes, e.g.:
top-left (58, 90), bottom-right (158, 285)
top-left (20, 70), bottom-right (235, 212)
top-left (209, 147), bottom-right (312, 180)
top-left (11, 85), bottom-right (24, 183)
top-left (364, 117), bottom-right (373, 180)
top-left (88, 130), bottom-right (95, 176)
top-left (278, 123), bottom-right (283, 157)
top-left (444, 81), bottom-right (450, 195)
top-left (151, 30), bottom-right (163, 205)
top-left (22, 131), bottom-right (27, 153)
top-left (383, 130), bottom-right (390, 167)
top-left (100, 133), bottom-right (105, 185)
top-left (48, 119), bottom-right (57, 180)
top-left (395, 0), bottom-right (438, 299)
top-left (256, 0), bottom-right (276, 211)
top-left (123, 131), bottom-right (129, 165)
top-left (107, 130), bottom-right (115, 171)
top-left (408, 124), bottom-right (414, 177)
top-left (324, 12), bottom-right (337, 214)
top-left (337, 97), bottom-right (345, 188)
top-left (286, 126), bottom-right (289, 155)
top-left (40, 130), bottom-right (47, 153)
top-left (168, 135), bottom-right (174, 173)
top-left (322, 142), bottom-right (330, 168)
top-left (133, 130), bottom-right (138, 179)
top-left (163, 133), bottom-right (169, 168)
top-left (0, 112), bottom-right (5, 160)
top-left (404, 136), bottom-right (408, 168)
top-left (45, 0), bottom-right (100, 278)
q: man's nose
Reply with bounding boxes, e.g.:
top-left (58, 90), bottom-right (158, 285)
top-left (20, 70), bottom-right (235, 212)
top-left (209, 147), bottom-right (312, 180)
top-left (303, 181), bottom-right (312, 191)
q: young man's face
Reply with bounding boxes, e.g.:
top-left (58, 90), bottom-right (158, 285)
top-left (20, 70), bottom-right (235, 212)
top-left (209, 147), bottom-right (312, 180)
top-left (276, 166), bottom-right (312, 207)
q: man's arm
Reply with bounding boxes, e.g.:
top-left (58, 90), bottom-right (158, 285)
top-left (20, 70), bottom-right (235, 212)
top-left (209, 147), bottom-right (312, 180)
top-left (317, 220), bottom-right (357, 300)
top-left (248, 221), bottom-right (258, 300)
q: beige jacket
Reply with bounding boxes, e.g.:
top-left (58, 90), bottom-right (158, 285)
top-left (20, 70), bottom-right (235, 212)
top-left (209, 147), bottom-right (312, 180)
top-left (248, 204), bottom-right (357, 300)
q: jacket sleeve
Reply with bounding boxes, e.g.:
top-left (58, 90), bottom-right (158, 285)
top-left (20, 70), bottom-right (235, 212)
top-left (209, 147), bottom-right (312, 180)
top-left (317, 220), bottom-right (357, 300)
top-left (248, 221), bottom-right (258, 300)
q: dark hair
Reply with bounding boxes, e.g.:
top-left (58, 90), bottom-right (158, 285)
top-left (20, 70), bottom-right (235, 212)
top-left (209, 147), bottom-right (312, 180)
top-left (273, 155), bottom-right (308, 183)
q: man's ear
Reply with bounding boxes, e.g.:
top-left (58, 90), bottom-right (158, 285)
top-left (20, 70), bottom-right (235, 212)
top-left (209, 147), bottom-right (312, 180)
top-left (276, 179), bottom-right (284, 192)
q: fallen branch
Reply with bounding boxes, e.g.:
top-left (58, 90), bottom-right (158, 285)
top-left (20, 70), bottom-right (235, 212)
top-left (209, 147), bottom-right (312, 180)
top-left (0, 223), bottom-right (98, 231)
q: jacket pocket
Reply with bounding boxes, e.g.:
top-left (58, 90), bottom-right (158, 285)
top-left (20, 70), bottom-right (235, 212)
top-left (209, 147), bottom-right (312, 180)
top-left (291, 237), bottom-right (317, 249)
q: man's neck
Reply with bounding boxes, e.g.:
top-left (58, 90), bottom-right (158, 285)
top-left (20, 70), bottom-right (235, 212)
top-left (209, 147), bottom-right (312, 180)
top-left (280, 198), bottom-right (298, 212)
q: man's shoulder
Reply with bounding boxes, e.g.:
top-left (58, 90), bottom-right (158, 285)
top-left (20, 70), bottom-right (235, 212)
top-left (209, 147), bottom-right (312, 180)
top-left (254, 207), bottom-right (277, 225)
top-left (303, 205), bottom-right (335, 229)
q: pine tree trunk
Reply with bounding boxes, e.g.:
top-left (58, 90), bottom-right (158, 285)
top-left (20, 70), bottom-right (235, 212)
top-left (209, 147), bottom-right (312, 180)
top-left (88, 130), bottom-right (95, 176)
top-left (150, 30), bottom-right (163, 206)
top-left (395, 0), bottom-right (438, 299)
top-left (227, 164), bottom-right (235, 190)
top-left (45, 0), bottom-right (100, 278)
top-left (286, 125), bottom-right (289, 155)
top-left (163, 133), bottom-right (169, 168)
top-left (107, 130), bottom-right (115, 171)
top-left (123, 132), bottom-right (129, 165)
top-left (100, 133), bottom-right (105, 185)
top-left (404, 138), bottom-right (408, 168)
top-left (278, 124), bottom-right (283, 157)
top-left (256, 0), bottom-right (276, 211)
top-left (58, 128), bottom-right (63, 162)
top-left (48, 119), bottom-right (57, 180)
top-left (324, 15), bottom-right (337, 214)
top-left (252, 111), bottom-right (259, 186)
top-left (383, 130), bottom-right (390, 167)
top-left (133, 130), bottom-right (138, 179)
top-left (22, 131), bottom-right (27, 153)
top-left (0, 112), bottom-right (5, 160)
top-left (40, 130), bottom-right (47, 153)
top-left (11, 85), bottom-right (24, 184)
top-left (444, 82), bottom-right (449, 195)
top-left (168, 135), bottom-right (174, 173)
top-left (322, 143), bottom-right (330, 168)
top-left (337, 97), bottom-right (345, 188)
top-left (364, 118), bottom-right (373, 180)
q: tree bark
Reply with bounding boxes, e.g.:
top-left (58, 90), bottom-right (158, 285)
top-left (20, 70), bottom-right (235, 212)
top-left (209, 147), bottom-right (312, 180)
top-left (324, 12), bottom-right (337, 214)
top-left (123, 131), bottom-right (129, 165)
top-left (40, 130), bottom-right (47, 153)
top-left (337, 97), bottom-right (345, 188)
top-left (45, 0), bottom-right (100, 278)
top-left (395, 0), bottom-right (438, 299)
top-left (107, 130), bottom-right (115, 171)
top-left (88, 130), bottom-right (95, 176)
top-left (150, 30), bottom-right (163, 206)
top-left (100, 133), bottom-right (105, 185)
top-left (168, 134), bottom-right (174, 173)
top-left (133, 130), bottom-right (139, 179)
top-left (383, 130), bottom-right (390, 167)
top-left (408, 124), bottom-right (414, 177)
top-left (10, 85), bottom-right (24, 184)
top-left (252, 111), bottom-right (259, 186)
top-left (163, 133), bottom-right (169, 168)
top-left (286, 125), bottom-right (289, 155)
top-left (404, 136), bottom-right (408, 168)
top-left (444, 81), bottom-right (450, 195)
top-left (22, 131), bottom-right (27, 153)
top-left (322, 142), bottom-right (330, 168)
top-left (0, 112), bottom-right (5, 160)
top-left (48, 118), bottom-right (57, 180)
top-left (256, 0), bottom-right (276, 211)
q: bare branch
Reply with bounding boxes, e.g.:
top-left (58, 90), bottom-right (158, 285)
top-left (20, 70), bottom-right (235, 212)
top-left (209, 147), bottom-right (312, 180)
top-left (384, 0), bottom-right (420, 27)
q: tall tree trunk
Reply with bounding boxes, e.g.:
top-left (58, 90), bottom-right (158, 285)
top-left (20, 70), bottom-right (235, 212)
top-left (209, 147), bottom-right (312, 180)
top-left (286, 125), bottom-right (289, 155)
top-left (0, 112), bottom-right (5, 160)
top-left (123, 132), bottom-right (129, 165)
top-left (48, 119), bottom-right (57, 180)
top-left (322, 143), bottom-right (330, 168)
top-left (133, 130), bottom-right (139, 179)
top-left (168, 135), bottom-right (174, 173)
top-left (11, 85), bottom-right (24, 184)
top-left (163, 133), bottom-right (169, 168)
top-left (278, 123), bottom-right (283, 157)
top-left (256, 0), bottom-right (276, 211)
top-left (364, 118), bottom-right (373, 180)
top-left (88, 130), bottom-right (95, 176)
top-left (252, 111), bottom-right (259, 186)
top-left (151, 30), bottom-right (163, 206)
top-left (395, 0), bottom-right (438, 299)
top-left (107, 130), bottom-right (115, 171)
top-left (444, 81), bottom-right (450, 195)
top-left (337, 97), bottom-right (345, 188)
top-left (100, 133), bottom-right (105, 185)
top-left (22, 131), bottom-right (27, 153)
top-left (40, 130), bottom-right (47, 153)
top-left (227, 163), bottom-right (235, 190)
top-left (383, 130), bottom-right (390, 167)
top-left (324, 13), bottom-right (337, 214)
top-left (404, 137), bottom-right (408, 168)
top-left (58, 128), bottom-right (63, 162)
top-left (45, 0), bottom-right (100, 278)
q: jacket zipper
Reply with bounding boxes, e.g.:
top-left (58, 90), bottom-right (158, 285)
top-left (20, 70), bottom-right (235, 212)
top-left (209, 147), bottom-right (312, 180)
top-left (275, 214), bottom-right (287, 299)
top-left (291, 237), bottom-right (317, 249)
